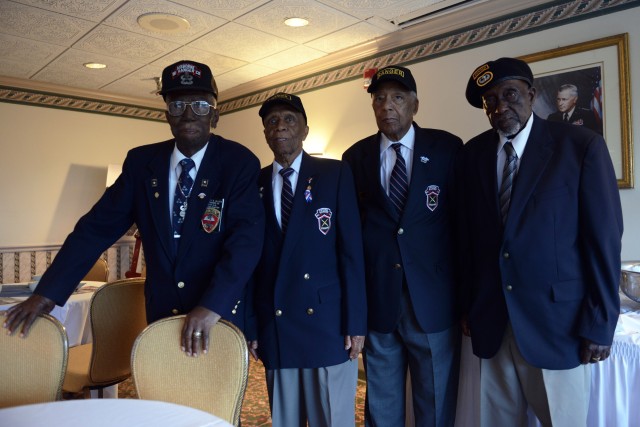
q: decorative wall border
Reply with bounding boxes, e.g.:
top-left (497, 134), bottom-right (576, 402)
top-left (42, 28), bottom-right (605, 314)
top-left (0, 0), bottom-right (637, 120)
top-left (0, 240), bottom-right (141, 285)
top-left (0, 86), bottom-right (166, 122)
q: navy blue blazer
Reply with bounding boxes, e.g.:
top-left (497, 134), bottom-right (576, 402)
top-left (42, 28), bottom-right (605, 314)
top-left (343, 123), bottom-right (463, 334)
top-left (458, 114), bottom-right (623, 369)
top-left (246, 153), bottom-right (367, 370)
top-left (35, 134), bottom-right (265, 326)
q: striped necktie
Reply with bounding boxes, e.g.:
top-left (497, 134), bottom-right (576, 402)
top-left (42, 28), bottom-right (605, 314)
top-left (389, 143), bottom-right (409, 213)
top-left (279, 167), bottom-right (294, 233)
top-left (499, 141), bottom-right (517, 223)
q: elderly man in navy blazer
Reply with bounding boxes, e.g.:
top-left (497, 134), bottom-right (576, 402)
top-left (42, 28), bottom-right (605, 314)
top-left (343, 66), bottom-right (462, 427)
top-left (4, 60), bottom-right (264, 357)
top-left (245, 93), bottom-right (367, 426)
top-left (459, 57), bottom-right (623, 426)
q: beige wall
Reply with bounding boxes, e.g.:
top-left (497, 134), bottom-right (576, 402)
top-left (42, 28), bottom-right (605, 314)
top-left (1, 7), bottom-right (638, 261)
top-left (0, 103), bottom-right (169, 246)
top-left (218, 9), bottom-right (640, 261)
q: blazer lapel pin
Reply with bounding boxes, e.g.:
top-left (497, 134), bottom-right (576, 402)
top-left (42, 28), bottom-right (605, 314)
top-left (304, 177), bottom-right (314, 203)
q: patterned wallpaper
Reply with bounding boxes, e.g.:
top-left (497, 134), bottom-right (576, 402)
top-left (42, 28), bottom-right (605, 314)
top-left (0, 241), bottom-right (143, 285)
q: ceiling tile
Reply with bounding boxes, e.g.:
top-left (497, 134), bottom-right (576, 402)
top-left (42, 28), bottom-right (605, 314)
top-left (151, 47), bottom-right (247, 76)
top-left (9, 0), bottom-right (127, 21)
top-left (0, 34), bottom-right (67, 79)
top-left (255, 45), bottom-right (326, 70)
top-left (104, 0), bottom-right (226, 43)
top-left (74, 25), bottom-right (181, 61)
top-left (236, 0), bottom-right (359, 44)
top-left (216, 63), bottom-right (279, 90)
top-left (189, 22), bottom-right (296, 63)
top-left (0, 1), bottom-right (96, 45)
top-left (166, 0), bottom-right (271, 21)
top-left (32, 48), bottom-right (144, 89)
top-left (317, 0), bottom-right (441, 21)
top-left (305, 21), bottom-right (391, 53)
top-left (102, 65), bottom-right (166, 99)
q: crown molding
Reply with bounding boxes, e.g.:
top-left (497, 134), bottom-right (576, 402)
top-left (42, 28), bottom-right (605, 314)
top-left (0, 76), bottom-right (166, 122)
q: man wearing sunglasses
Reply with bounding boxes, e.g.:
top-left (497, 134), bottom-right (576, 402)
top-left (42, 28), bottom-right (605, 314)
top-left (4, 60), bottom-right (265, 359)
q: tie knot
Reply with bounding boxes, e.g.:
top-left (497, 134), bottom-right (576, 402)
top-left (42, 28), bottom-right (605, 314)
top-left (279, 167), bottom-right (294, 179)
top-left (180, 158), bottom-right (195, 173)
top-left (504, 141), bottom-right (516, 158)
top-left (391, 143), bottom-right (403, 154)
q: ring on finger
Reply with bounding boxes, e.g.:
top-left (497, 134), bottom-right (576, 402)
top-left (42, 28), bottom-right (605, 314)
top-left (192, 331), bottom-right (202, 338)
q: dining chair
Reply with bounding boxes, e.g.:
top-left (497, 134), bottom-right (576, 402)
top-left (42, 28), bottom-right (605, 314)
top-left (82, 257), bottom-right (109, 282)
top-left (131, 316), bottom-right (249, 426)
top-left (62, 278), bottom-right (146, 398)
top-left (0, 314), bottom-right (69, 408)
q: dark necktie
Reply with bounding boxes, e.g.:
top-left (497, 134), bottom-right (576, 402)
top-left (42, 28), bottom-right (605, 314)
top-left (279, 167), bottom-right (294, 233)
top-left (499, 142), bottom-right (517, 224)
top-left (389, 143), bottom-right (409, 213)
top-left (172, 158), bottom-right (195, 239)
top-left (563, 112), bottom-right (569, 122)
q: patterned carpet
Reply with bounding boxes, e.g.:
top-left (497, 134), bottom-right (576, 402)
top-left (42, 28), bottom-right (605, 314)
top-left (118, 358), bottom-right (367, 426)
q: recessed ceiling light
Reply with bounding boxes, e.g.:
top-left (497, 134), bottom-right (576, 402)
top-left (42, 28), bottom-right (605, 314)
top-left (137, 13), bottom-right (190, 34)
top-left (284, 17), bottom-right (309, 27)
top-left (84, 62), bottom-right (107, 69)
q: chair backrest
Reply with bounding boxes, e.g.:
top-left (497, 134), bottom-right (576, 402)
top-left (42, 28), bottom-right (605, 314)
top-left (0, 314), bottom-right (68, 408)
top-left (88, 278), bottom-right (146, 384)
top-left (131, 316), bottom-right (248, 426)
top-left (83, 257), bottom-right (109, 282)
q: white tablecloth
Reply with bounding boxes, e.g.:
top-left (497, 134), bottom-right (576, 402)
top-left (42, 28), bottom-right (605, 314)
top-left (0, 399), bottom-right (233, 427)
top-left (0, 281), bottom-right (105, 346)
top-left (455, 294), bottom-right (640, 427)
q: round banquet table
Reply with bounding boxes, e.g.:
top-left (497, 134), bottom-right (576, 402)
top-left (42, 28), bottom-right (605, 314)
top-left (0, 281), bottom-right (106, 347)
top-left (0, 399), bottom-right (233, 427)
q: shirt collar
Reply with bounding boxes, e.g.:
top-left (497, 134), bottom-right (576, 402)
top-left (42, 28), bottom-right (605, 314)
top-left (497, 114), bottom-right (534, 159)
top-left (272, 151), bottom-right (303, 179)
top-left (380, 124), bottom-right (416, 154)
top-left (170, 142), bottom-right (208, 176)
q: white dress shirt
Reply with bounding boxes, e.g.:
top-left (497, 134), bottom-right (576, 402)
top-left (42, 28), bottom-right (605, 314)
top-left (271, 151), bottom-right (303, 228)
top-left (168, 143), bottom-right (208, 219)
top-left (496, 115), bottom-right (533, 190)
top-left (379, 125), bottom-right (415, 195)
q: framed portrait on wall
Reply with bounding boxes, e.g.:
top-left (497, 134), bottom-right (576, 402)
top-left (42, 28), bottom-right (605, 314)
top-left (520, 33), bottom-right (633, 188)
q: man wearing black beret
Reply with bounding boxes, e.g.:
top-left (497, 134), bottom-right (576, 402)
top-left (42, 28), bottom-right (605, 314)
top-left (458, 57), bottom-right (623, 426)
top-left (343, 65), bottom-right (462, 426)
top-left (5, 60), bottom-right (265, 358)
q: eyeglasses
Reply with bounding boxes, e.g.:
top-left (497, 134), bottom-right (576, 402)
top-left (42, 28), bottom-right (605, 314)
top-left (167, 100), bottom-right (216, 117)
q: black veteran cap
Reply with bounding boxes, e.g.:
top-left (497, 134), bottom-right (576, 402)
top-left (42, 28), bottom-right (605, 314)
top-left (159, 60), bottom-right (218, 99)
top-left (367, 65), bottom-right (417, 93)
top-left (465, 57), bottom-right (534, 108)
top-left (258, 92), bottom-right (307, 123)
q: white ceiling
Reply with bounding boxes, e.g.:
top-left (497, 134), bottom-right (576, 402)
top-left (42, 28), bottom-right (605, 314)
top-left (0, 0), bottom-right (580, 106)
top-left (0, 0), bottom-right (480, 102)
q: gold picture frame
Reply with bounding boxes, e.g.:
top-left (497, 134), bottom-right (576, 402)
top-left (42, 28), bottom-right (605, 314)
top-left (520, 33), bottom-right (633, 189)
